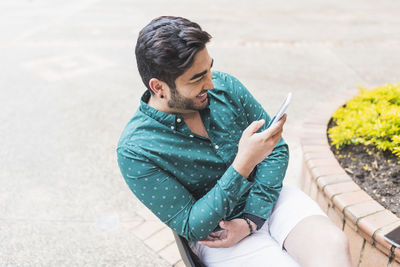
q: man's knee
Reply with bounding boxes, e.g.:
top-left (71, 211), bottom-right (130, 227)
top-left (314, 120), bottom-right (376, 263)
top-left (319, 225), bottom-right (349, 252)
top-left (307, 219), bottom-right (351, 267)
top-left (284, 215), bottom-right (351, 267)
top-left (306, 217), bottom-right (349, 251)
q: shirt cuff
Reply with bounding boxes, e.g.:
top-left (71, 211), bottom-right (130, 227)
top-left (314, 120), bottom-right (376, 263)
top-left (217, 165), bottom-right (253, 197)
top-left (243, 213), bottom-right (266, 230)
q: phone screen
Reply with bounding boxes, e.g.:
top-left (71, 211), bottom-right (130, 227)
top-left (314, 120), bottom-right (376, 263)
top-left (266, 92), bottom-right (292, 128)
top-left (384, 225), bottom-right (400, 247)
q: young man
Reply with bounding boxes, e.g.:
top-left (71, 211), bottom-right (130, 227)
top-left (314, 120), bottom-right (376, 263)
top-left (117, 16), bottom-right (352, 266)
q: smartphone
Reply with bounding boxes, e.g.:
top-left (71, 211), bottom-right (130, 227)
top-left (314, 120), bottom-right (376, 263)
top-left (266, 92), bottom-right (292, 128)
top-left (384, 225), bottom-right (400, 247)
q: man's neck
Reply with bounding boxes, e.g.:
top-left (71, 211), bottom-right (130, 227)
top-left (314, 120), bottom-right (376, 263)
top-left (148, 94), bottom-right (199, 119)
top-left (147, 94), bottom-right (166, 112)
top-left (148, 94), bottom-right (208, 138)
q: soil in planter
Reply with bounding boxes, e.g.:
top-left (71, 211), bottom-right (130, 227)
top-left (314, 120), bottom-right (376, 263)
top-left (327, 122), bottom-right (400, 217)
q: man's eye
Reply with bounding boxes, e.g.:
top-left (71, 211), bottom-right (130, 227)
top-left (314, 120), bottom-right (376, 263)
top-left (195, 76), bottom-right (204, 83)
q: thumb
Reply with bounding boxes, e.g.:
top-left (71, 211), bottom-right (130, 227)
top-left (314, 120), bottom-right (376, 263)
top-left (219, 220), bottom-right (231, 229)
top-left (244, 119), bottom-right (265, 135)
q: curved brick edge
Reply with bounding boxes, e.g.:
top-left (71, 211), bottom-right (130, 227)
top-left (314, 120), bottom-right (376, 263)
top-left (300, 91), bottom-right (400, 267)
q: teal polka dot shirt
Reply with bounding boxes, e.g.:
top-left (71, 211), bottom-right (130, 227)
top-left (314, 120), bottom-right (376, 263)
top-left (117, 71), bottom-right (289, 241)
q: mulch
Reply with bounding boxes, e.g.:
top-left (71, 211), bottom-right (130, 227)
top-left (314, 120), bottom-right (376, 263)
top-left (327, 123), bottom-right (400, 217)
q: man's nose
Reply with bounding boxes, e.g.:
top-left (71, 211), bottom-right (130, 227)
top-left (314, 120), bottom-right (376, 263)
top-left (204, 74), bottom-right (214, 90)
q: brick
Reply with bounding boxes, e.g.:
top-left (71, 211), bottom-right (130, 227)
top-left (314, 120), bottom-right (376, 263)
top-left (333, 190), bottom-right (372, 212)
top-left (344, 201), bottom-right (385, 226)
top-left (300, 130), bottom-right (326, 139)
top-left (374, 221), bottom-right (400, 254)
top-left (302, 159), bottom-right (312, 181)
top-left (327, 206), bottom-right (344, 229)
top-left (395, 246), bottom-right (400, 264)
top-left (375, 242), bottom-right (392, 260)
top-left (316, 174), bottom-right (352, 189)
top-left (324, 181), bottom-right (360, 200)
top-left (359, 241), bottom-right (389, 267)
top-left (158, 242), bottom-right (182, 265)
top-left (358, 210), bottom-right (399, 245)
top-left (311, 165), bottom-right (346, 179)
top-left (306, 157), bottom-right (340, 170)
top-left (144, 227), bottom-right (175, 252)
top-left (343, 223), bottom-right (364, 267)
top-left (300, 137), bottom-right (328, 146)
top-left (316, 189), bottom-right (330, 213)
top-left (132, 220), bottom-right (166, 240)
top-left (345, 215), bottom-right (358, 231)
top-left (309, 179), bottom-right (319, 202)
top-left (300, 162), bottom-right (312, 194)
top-left (301, 144), bottom-right (331, 154)
top-left (303, 152), bottom-right (332, 161)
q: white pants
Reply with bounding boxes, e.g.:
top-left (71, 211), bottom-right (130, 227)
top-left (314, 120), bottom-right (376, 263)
top-left (189, 186), bottom-right (327, 267)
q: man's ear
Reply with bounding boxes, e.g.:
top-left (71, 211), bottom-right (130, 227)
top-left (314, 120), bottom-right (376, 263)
top-left (149, 78), bottom-right (166, 98)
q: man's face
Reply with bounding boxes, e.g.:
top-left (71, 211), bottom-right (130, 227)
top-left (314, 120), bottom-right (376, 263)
top-left (167, 48), bottom-right (214, 112)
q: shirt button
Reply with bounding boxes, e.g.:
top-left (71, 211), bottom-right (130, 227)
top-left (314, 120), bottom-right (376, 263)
top-left (215, 145), bottom-right (219, 150)
top-left (189, 134), bottom-right (194, 138)
top-left (177, 118), bottom-right (182, 123)
top-left (171, 126), bottom-right (175, 130)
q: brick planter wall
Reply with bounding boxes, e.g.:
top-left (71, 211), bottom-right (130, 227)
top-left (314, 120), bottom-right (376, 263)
top-left (299, 92), bottom-right (400, 267)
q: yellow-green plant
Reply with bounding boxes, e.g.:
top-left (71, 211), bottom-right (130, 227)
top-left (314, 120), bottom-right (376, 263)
top-left (328, 83), bottom-right (400, 159)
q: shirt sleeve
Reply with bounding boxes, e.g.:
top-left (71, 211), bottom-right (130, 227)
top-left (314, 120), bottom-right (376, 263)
top-left (116, 146), bottom-right (253, 241)
top-left (229, 74), bottom-right (289, 220)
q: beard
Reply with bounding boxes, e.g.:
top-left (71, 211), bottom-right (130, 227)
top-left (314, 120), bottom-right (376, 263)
top-left (167, 88), bottom-right (209, 111)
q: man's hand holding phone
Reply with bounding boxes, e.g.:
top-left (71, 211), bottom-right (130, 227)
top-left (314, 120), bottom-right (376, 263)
top-left (232, 114), bottom-right (287, 178)
top-left (232, 93), bottom-right (291, 178)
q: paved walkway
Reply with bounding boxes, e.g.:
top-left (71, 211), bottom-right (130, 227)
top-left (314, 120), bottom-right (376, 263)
top-left (1, 0), bottom-right (400, 266)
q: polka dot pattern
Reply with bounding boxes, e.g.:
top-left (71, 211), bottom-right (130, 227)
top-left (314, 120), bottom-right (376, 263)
top-left (116, 71), bottom-right (289, 241)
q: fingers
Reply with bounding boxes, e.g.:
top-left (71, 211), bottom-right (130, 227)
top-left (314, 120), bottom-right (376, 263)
top-left (209, 232), bottom-right (220, 238)
top-left (198, 238), bottom-right (227, 248)
top-left (200, 234), bottom-right (217, 243)
top-left (277, 113), bottom-right (287, 125)
top-left (274, 113), bottom-right (287, 128)
top-left (272, 114), bottom-right (287, 139)
top-left (243, 119), bottom-right (265, 136)
top-left (262, 114), bottom-right (287, 137)
top-left (200, 222), bottom-right (229, 246)
top-left (209, 230), bottom-right (227, 239)
top-left (269, 114), bottom-right (286, 131)
top-left (198, 223), bottom-right (230, 248)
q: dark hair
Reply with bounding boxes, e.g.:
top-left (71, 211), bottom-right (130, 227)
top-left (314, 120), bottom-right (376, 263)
top-left (135, 16), bottom-right (212, 93)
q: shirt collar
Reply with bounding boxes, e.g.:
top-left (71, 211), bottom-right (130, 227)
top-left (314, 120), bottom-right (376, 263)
top-left (139, 90), bottom-right (212, 129)
top-left (139, 90), bottom-right (181, 128)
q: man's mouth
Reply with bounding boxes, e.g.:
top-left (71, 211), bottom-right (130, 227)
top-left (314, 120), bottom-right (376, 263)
top-left (197, 91), bottom-right (207, 99)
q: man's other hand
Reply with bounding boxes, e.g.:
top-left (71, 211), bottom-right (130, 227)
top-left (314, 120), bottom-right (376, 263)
top-left (232, 114), bottom-right (286, 178)
top-left (198, 218), bottom-right (253, 248)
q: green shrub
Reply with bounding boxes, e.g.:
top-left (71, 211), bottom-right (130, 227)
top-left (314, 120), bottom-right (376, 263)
top-left (328, 83), bottom-right (400, 159)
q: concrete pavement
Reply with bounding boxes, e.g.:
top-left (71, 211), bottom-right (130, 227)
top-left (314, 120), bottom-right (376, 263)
top-left (1, 0), bottom-right (400, 266)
